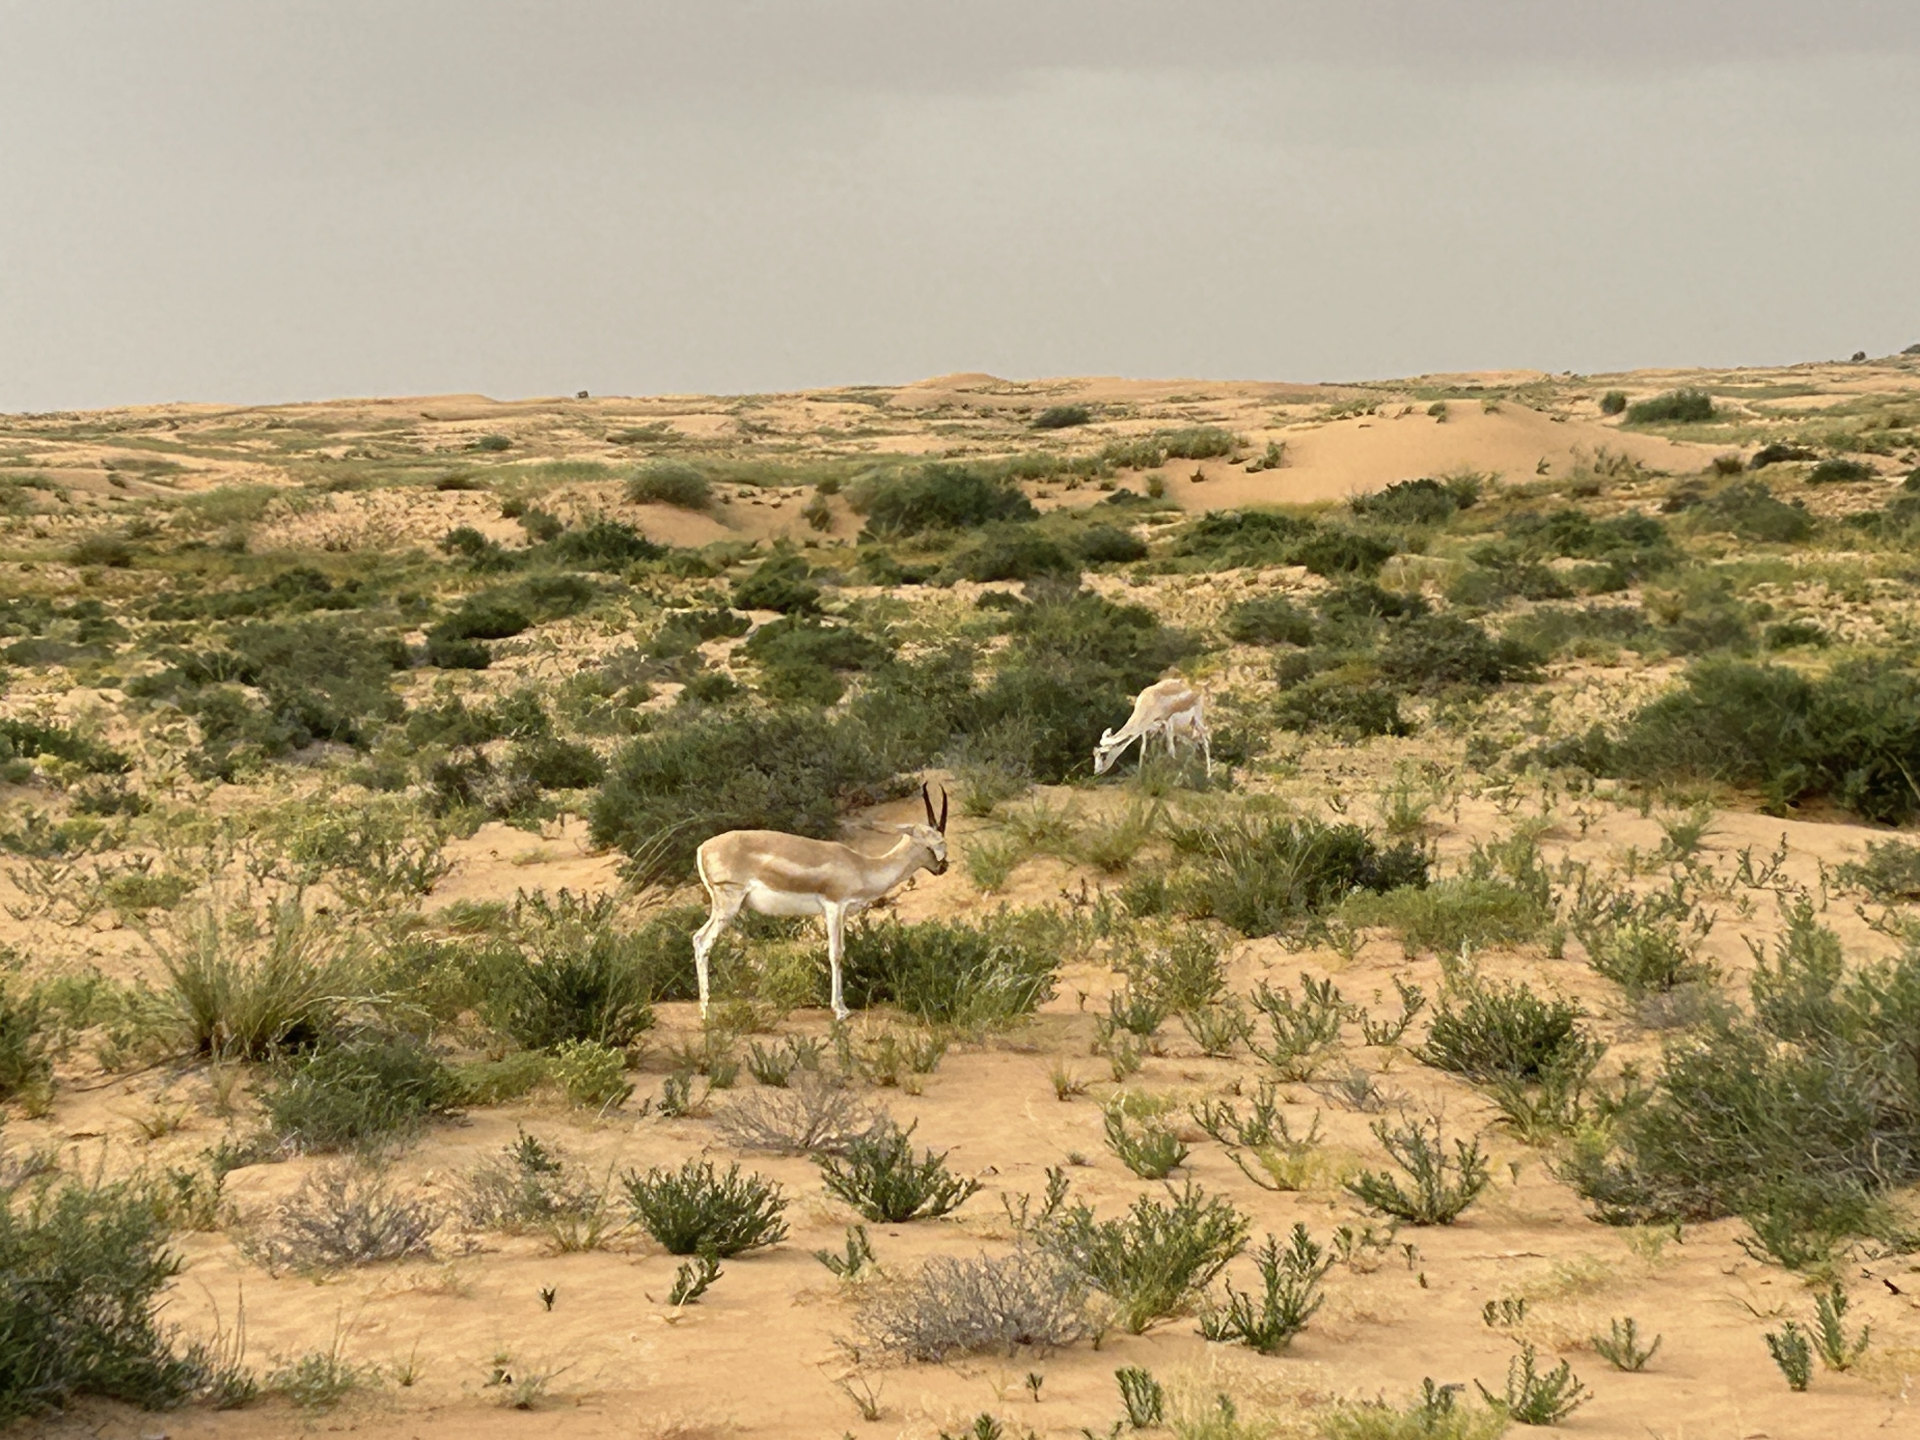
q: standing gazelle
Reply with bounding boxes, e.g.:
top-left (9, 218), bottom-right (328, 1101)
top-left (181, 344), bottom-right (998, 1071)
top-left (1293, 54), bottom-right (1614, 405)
top-left (690, 783), bottom-right (950, 1021)
top-left (1093, 678), bottom-right (1211, 778)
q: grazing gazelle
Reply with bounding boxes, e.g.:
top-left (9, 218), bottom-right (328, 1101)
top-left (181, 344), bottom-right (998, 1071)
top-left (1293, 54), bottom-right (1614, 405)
top-left (690, 783), bottom-right (950, 1021)
top-left (1093, 678), bottom-right (1211, 778)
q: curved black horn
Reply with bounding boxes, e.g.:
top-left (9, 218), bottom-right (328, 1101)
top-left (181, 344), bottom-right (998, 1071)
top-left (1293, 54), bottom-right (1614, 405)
top-left (938, 784), bottom-right (949, 833)
top-left (921, 781), bottom-right (937, 828)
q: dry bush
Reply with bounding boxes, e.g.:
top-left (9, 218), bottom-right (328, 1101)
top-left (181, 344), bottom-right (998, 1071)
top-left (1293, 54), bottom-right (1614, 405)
top-left (714, 1073), bottom-right (884, 1155)
top-left (855, 1247), bottom-right (1089, 1360)
top-left (240, 1163), bottom-right (441, 1274)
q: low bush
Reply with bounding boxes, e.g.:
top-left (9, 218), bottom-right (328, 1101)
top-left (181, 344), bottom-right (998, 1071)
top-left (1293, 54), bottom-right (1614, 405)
top-left (1600, 390), bottom-right (1628, 415)
top-left (1197, 1224), bottom-right (1332, 1354)
top-left (625, 460), bottom-right (713, 509)
top-left (1377, 614), bottom-right (1541, 694)
top-left (1750, 442), bottom-right (1818, 468)
top-left (1565, 906), bottom-right (1920, 1246)
top-left (623, 1159), bottom-right (788, 1256)
top-left (544, 519), bottom-right (662, 570)
top-left (1067, 523), bottom-right (1147, 564)
top-left (731, 550), bottom-right (822, 613)
top-left (1807, 457), bottom-right (1875, 485)
top-left (1100, 426), bottom-right (1237, 469)
top-left (817, 1120), bottom-right (981, 1222)
top-left (1104, 1103), bottom-right (1189, 1179)
top-left (260, 1033), bottom-right (460, 1152)
top-left (1323, 1378), bottom-right (1508, 1440)
top-left (1171, 814), bottom-right (1428, 937)
top-left (716, 1074), bottom-right (882, 1154)
top-left (1349, 476), bottom-right (1477, 526)
top-left (1040, 1183), bottom-right (1248, 1333)
top-left (0, 980), bottom-right (50, 1103)
top-left (856, 1247), bottom-right (1089, 1359)
top-left (1032, 404), bottom-right (1092, 430)
top-left (1273, 670), bottom-right (1410, 739)
top-left (1479, 1343), bottom-right (1589, 1425)
top-left (0, 1175), bottom-right (212, 1420)
top-left (1626, 389), bottom-right (1714, 423)
top-left (457, 1131), bottom-right (607, 1236)
top-left (1692, 479), bottom-right (1814, 542)
top-left (480, 913), bottom-right (657, 1051)
top-left (1224, 596), bottom-right (1315, 646)
top-left (1344, 876), bottom-right (1548, 956)
top-left (838, 914), bottom-right (1058, 1028)
top-left (1345, 1114), bottom-right (1491, 1224)
top-left (0, 717), bottom-right (130, 775)
top-left (1421, 978), bottom-right (1600, 1081)
top-left (942, 525), bottom-right (1079, 583)
top-left (1835, 838), bottom-right (1920, 900)
top-left (241, 1163), bottom-right (440, 1273)
top-left (155, 899), bottom-right (356, 1061)
top-left (855, 463), bottom-right (1037, 537)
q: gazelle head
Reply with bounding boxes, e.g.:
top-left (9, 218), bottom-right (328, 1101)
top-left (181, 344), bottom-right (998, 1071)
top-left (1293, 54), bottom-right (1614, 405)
top-left (883, 782), bottom-right (950, 874)
top-left (1092, 727), bottom-right (1124, 775)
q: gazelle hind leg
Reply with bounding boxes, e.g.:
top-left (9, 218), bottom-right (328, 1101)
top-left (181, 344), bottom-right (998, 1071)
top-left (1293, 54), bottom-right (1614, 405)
top-left (690, 886), bottom-right (746, 1018)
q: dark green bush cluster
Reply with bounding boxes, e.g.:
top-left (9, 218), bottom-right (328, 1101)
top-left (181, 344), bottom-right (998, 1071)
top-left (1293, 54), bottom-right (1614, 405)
top-left (623, 1158), bottom-right (788, 1256)
top-left (1751, 442), bottom-right (1818, 469)
top-left (1145, 813), bottom-right (1428, 937)
top-left (743, 616), bottom-right (891, 706)
top-left (732, 550), bottom-right (822, 613)
top-left (1807, 457), bottom-right (1875, 485)
top-left (853, 463), bottom-right (1038, 537)
top-left (1172, 509), bottom-right (1397, 577)
top-left (1504, 603), bottom-right (1649, 657)
top-left (1568, 906), bottom-right (1920, 1251)
top-left (0, 1176), bottom-right (214, 1420)
top-left (816, 1121), bottom-right (981, 1222)
top-left (478, 891), bottom-right (659, 1051)
top-left (0, 717), bottom-right (129, 775)
top-left (1550, 657), bottom-right (1920, 823)
top-left (1223, 596), bottom-right (1316, 646)
top-left (1348, 475), bottom-right (1480, 526)
top-left (626, 460), bottom-right (714, 509)
top-left (1039, 1182), bottom-right (1248, 1333)
top-left (1097, 427), bottom-right (1238, 470)
top-left (1626, 389), bottom-right (1714, 424)
top-left (839, 913), bottom-right (1059, 1026)
top-left (938, 524), bottom-right (1079, 584)
top-left (1421, 977), bottom-right (1600, 1082)
top-left (260, 1033), bottom-right (460, 1151)
top-left (1686, 479), bottom-right (1814, 543)
top-left (1032, 404), bottom-right (1092, 430)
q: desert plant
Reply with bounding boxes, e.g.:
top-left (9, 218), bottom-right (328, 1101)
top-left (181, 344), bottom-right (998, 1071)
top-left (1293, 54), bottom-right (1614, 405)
top-left (1039, 1183), bottom-right (1248, 1333)
top-left (814, 1224), bottom-right (876, 1279)
top-left (1810, 1285), bottom-right (1870, 1371)
top-left (817, 1120), bottom-right (981, 1222)
top-left (1477, 1343), bottom-right (1587, 1425)
top-left (855, 1246), bottom-right (1089, 1360)
top-left (1600, 390), bottom-right (1627, 415)
top-left (622, 1159), bottom-right (787, 1257)
top-left (1420, 979), bottom-right (1600, 1083)
top-left (1766, 1322), bottom-right (1813, 1390)
top-left (1625, 389), bottom-right (1713, 424)
top-left (549, 1039), bottom-right (632, 1109)
top-left (152, 897), bottom-right (356, 1061)
top-left (259, 1033), bottom-right (459, 1152)
top-left (1197, 1224), bottom-right (1332, 1354)
top-left (1116, 1366), bottom-right (1166, 1428)
top-left (480, 915), bottom-right (657, 1052)
top-left (1591, 1316), bottom-right (1660, 1372)
top-left (1181, 1001), bottom-right (1251, 1057)
top-left (1175, 814), bottom-right (1428, 938)
top-left (839, 913), bottom-right (1059, 1028)
top-left (1346, 1115), bottom-right (1490, 1225)
top-left (241, 1163), bottom-right (440, 1274)
top-left (457, 1131), bottom-right (607, 1241)
top-left (1246, 973), bottom-right (1348, 1080)
top-left (625, 460), bottom-right (713, 509)
top-left (667, 1253), bottom-right (722, 1305)
top-left (0, 1173), bottom-right (217, 1420)
top-left (1834, 838), bottom-right (1920, 900)
top-left (1103, 1102), bottom-right (1188, 1179)
top-left (1033, 404), bottom-right (1092, 430)
top-left (1322, 1377), bottom-right (1508, 1440)
top-left (716, 1073), bottom-right (882, 1154)
top-left (743, 1034), bottom-right (826, 1086)
top-left (854, 462), bottom-right (1039, 537)
top-left (1807, 456), bottom-right (1874, 485)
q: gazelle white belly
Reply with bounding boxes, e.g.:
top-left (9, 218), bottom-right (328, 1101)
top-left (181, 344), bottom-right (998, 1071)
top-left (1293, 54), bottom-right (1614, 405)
top-left (742, 881), bottom-right (829, 918)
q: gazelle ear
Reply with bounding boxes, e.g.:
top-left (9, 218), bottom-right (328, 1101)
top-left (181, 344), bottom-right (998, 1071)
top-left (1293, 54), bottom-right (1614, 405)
top-left (1099, 728), bottom-right (1116, 745)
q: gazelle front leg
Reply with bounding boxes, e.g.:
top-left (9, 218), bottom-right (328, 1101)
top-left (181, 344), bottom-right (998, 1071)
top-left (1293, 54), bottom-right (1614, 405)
top-left (824, 901), bottom-right (850, 1022)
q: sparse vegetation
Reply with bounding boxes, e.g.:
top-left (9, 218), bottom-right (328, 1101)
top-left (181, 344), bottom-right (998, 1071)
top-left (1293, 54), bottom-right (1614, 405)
top-left (622, 1158), bottom-right (788, 1256)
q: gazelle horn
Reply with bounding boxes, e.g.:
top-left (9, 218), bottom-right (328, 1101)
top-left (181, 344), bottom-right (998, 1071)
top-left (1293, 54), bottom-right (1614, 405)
top-left (922, 781), bottom-right (937, 828)
top-left (938, 785), bottom-right (949, 833)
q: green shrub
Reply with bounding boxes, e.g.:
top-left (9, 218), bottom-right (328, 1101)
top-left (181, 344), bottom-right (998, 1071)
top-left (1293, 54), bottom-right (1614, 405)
top-left (0, 1176), bottom-right (212, 1420)
top-left (1567, 908), bottom-right (1920, 1240)
top-left (1505, 603), bottom-right (1649, 656)
top-left (626, 461), bottom-right (713, 509)
top-left (854, 463), bottom-right (1037, 537)
top-left (838, 914), bottom-right (1057, 1027)
top-left (545, 519), bottom-right (662, 570)
top-left (260, 1034), bottom-right (460, 1151)
top-left (1693, 479), bottom-right (1814, 542)
top-left (155, 899), bottom-right (356, 1061)
top-left (508, 735), bottom-right (605, 790)
top-left (1033, 404), bottom-right (1092, 429)
top-left (1378, 614), bottom-right (1541, 693)
top-left (1197, 1224), bottom-right (1331, 1354)
top-left (1348, 477), bottom-right (1473, 526)
top-left (942, 525), bottom-right (1079, 583)
top-left (1171, 508), bottom-right (1315, 568)
top-left (1274, 671), bottom-right (1410, 739)
top-left (1421, 978), bottom-right (1599, 1082)
top-left (1751, 442), bottom-right (1818, 469)
top-left (1224, 596), bottom-right (1316, 646)
top-left (731, 551), bottom-right (822, 613)
top-left (70, 533), bottom-right (135, 568)
top-left (1835, 838), bottom-right (1920, 900)
top-left (1600, 390), bottom-right (1628, 415)
top-left (1345, 1114), bottom-right (1490, 1224)
top-left (1067, 523), bottom-right (1147, 564)
top-left (472, 433), bottom-right (512, 451)
top-left (1478, 1343), bottom-right (1588, 1425)
top-left (1173, 814), bottom-right (1428, 937)
top-left (1323, 1377), bottom-right (1508, 1440)
top-left (0, 979), bottom-right (50, 1103)
top-left (1807, 457), bottom-right (1875, 485)
top-left (480, 922), bottom-right (655, 1052)
top-left (816, 1120), bottom-right (982, 1222)
top-left (1104, 1103), bottom-right (1188, 1179)
top-left (435, 595), bottom-right (530, 642)
top-left (1343, 876), bottom-right (1548, 955)
top-left (1099, 427), bottom-right (1238, 469)
top-left (1626, 389), bottom-right (1714, 424)
top-left (1040, 1183), bottom-right (1248, 1333)
top-left (622, 1159), bottom-right (787, 1256)
top-left (1290, 527), bottom-right (1398, 578)
top-left (0, 718), bottom-right (130, 775)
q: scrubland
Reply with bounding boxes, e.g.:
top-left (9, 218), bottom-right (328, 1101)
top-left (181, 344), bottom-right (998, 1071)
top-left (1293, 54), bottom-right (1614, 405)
top-left (3, 358), bottom-right (1920, 1438)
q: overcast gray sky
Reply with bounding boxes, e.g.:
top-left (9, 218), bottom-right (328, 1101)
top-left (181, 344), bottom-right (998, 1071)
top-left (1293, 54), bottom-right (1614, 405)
top-left (3, 1), bottom-right (1917, 410)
